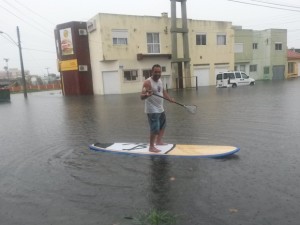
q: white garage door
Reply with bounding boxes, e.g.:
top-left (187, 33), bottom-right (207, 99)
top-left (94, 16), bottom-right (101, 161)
top-left (102, 71), bottom-right (120, 95)
top-left (298, 63), bottom-right (300, 76)
top-left (214, 66), bottom-right (229, 77)
top-left (194, 68), bottom-right (210, 86)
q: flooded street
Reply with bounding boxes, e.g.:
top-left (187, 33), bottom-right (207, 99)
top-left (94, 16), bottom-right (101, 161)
top-left (1, 79), bottom-right (300, 225)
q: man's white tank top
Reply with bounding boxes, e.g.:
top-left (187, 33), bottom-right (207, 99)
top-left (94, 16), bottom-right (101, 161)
top-left (145, 77), bottom-right (164, 113)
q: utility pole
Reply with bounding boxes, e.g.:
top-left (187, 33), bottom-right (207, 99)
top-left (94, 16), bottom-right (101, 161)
top-left (17, 26), bottom-right (27, 98)
top-left (0, 27), bottom-right (27, 98)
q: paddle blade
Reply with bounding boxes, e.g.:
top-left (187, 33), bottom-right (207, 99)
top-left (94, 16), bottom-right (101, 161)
top-left (184, 105), bottom-right (197, 114)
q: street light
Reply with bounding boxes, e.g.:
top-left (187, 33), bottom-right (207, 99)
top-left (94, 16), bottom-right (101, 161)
top-left (0, 26), bottom-right (27, 98)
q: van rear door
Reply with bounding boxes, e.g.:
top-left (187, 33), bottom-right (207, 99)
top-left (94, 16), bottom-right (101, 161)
top-left (216, 73), bottom-right (228, 87)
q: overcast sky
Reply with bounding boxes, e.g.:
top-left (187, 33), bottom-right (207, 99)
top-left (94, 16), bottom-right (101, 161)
top-left (1, 0), bottom-right (300, 76)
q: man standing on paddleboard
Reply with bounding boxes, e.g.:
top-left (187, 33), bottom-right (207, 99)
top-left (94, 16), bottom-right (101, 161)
top-left (140, 64), bottom-right (174, 153)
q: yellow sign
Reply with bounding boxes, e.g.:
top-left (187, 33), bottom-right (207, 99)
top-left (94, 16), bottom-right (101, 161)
top-left (59, 59), bottom-right (78, 71)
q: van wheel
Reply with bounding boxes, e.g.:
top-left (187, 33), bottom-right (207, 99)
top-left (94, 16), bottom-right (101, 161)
top-left (250, 82), bottom-right (255, 86)
top-left (232, 84), bottom-right (237, 88)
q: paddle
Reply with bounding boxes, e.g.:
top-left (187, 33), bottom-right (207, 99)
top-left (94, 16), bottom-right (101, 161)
top-left (152, 93), bottom-right (197, 114)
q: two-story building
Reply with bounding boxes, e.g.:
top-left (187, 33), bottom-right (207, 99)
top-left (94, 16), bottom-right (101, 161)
top-left (56, 13), bottom-right (288, 95)
top-left (87, 13), bottom-right (234, 95)
top-left (234, 27), bottom-right (287, 80)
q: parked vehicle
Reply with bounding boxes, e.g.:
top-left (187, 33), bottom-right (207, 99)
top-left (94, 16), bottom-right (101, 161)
top-left (216, 71), bottom-right (255, 88)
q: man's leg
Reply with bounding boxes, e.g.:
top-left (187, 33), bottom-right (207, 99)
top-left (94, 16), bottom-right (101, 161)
top-left (147, 113), bottom-right (161, 153)
top-left (156, 129), bottom-right (165, 145)
top-left (149, 133), bottom-right (160, 152)
top-left (155, 112), bottom-right (167, 145)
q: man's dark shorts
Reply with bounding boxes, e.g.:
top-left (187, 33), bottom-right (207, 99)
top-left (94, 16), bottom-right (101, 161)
top-left (147, 112), bottom-right (166, 134)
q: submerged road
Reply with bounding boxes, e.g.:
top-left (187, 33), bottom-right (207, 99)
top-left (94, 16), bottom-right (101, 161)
top-left (0, 79), bottom-right (300, 225)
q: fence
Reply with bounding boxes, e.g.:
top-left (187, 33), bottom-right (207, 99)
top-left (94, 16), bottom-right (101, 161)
top-left (9, 83), bottom-right (62, 93)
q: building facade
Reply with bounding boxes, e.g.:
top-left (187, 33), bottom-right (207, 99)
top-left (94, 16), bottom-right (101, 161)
top-left (87, 13), bottom-right (234, 95)
top-left (234, 27), bottom-right (287, 80)
top-left (55, 13), bottom-right (288, 95)
top-left (287, 49), bottom-right (300, 78)
top-left (54, 21), bottom-right (94, 95)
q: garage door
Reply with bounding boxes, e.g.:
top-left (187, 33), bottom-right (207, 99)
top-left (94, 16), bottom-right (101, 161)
top-left (214, 66), bottom-right (229, 77)
top-left (194, 68), bottom-right (210, 86)
top-left (102, 71), bottom-right (120, 94)
top-left (272, 65), bottom-right (285, 80)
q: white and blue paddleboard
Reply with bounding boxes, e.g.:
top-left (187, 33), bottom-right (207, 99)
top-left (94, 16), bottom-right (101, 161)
top-left (89, 142), bottom-right (240, 158)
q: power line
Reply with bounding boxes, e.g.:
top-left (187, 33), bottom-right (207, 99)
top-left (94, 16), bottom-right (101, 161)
top-left (3, 0), bottom-right (52, 32)
top-left (0, 33), bottom-right (17, 46)
top-left (22, 47), bottom-right (56, 54)
top-left (249, 0), bottom-right (300, 9)
top-left (13, 0), bottom-right (56, 26)
top-left (228, 0), bottom-right (300, 12)
top-left (0, 4), bottom-right (51, 37)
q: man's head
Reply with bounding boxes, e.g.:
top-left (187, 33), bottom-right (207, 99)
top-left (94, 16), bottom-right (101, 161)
top-left (151, 64), bottom-right (161, 82)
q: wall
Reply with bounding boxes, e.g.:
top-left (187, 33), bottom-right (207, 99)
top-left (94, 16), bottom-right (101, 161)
top-left (189, 19), bottom-right (234, 85)
top-left (88, 13), bottom-right (235, 94)
top-left (55, 21), bottom-right (93, 95)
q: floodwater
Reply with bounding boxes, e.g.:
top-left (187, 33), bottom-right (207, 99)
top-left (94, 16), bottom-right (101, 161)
top-left (1, 79), bottom-right (300, 225)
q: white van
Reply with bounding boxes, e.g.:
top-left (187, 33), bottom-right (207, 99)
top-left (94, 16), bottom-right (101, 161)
top-left (216, 71), bottom-right (255, 88)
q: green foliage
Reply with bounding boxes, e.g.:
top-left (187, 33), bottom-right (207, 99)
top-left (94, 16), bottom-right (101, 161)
top-left (133, 209), bottom-right (177, 225)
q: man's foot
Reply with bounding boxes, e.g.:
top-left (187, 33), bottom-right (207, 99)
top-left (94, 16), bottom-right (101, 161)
top-left (149, 146), bottom-right (161, 153)
top-left (155, 142), bottom-right (168, 146)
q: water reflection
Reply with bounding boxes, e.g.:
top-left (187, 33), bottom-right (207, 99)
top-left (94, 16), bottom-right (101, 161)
top-left (149, 156), bottom-right (171, 211)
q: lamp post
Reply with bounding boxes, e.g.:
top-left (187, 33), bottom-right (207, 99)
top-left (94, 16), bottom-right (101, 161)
top-left (0, 26), bottom-right (27, 98)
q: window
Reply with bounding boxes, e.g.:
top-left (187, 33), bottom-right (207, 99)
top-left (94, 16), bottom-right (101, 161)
top-left (241, 72), bottom-right (248, 79)
top-left (216, 74), bottom-right (222, 80)
top-left (240, 65), bottom-right (246, 72)
top-left (217, 34), bottom-right (226, 45)
top-left (288, 62), bottom-right (295, 73)
top-left (253, 43), bottom-right (258, 49)
top-left (250, 65), bottom-right (257, 72)
top-left (112, 29), bottom-right (128, 45)
top-left (264, 67), bottom-right (269, 74)
top-left (234, 72), bottom-right (241, 78)
top-left (275, 43), bottom-right (282, 50)
top-left (147, 33), bottom-right (160, 53)
top-left (228, 73), bottom-right (235, 79)
top-left (142, 69), bottom-right (152, 80)
top-left (234, 43), bottom-right (243, 53)
top-left (124, 70), bottom-right (138, 81)
top-left (196, 33), bottom-right (206, 45)
top-left (161, 66), bottom-right (166, 72)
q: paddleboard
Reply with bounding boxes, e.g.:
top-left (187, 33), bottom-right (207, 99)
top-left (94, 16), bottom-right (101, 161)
top-left (89, 142), bottom-right (240, 158)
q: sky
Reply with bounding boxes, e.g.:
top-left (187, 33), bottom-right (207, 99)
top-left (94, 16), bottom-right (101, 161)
top-left (1, 0), bottom-right (300, 76)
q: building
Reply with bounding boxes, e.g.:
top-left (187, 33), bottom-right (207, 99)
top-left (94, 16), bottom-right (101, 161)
top-left (86, 13), bottom-right (234, 95)
top-left (0, 68), bottom-right (30, 79)
top-left (55, 12), bottom-right (288, 95)
top-left (54, 21), bottom-right (94, 95)
top-left (234, 27), bottom-right (287, 80)
top-left (287, 49), bottom-right (300, 78)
